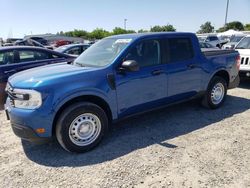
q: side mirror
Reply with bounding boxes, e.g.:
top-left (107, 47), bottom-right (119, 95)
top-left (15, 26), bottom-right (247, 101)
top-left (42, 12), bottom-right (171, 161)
top-left (119, 60), bottom-right (139, 72)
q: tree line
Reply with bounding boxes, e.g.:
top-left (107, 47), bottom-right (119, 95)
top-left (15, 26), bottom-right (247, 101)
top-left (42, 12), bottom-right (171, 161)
top-left (197, 21), bottom-right (250, 34)
top-left (56, 21), bottom-right (250, 40)
top-left (56, 24), bottom-right (176, 40)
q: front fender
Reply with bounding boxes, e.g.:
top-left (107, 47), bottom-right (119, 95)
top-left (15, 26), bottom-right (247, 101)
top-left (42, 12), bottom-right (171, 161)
top-left (51, 88), bottom-right (117, 120)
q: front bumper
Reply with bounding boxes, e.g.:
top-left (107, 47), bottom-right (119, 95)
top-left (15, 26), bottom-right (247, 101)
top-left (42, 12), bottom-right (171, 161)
top-left (228, 74), bottom-right (240, 89)
top-left (239, 70), bottom-right (250, 78)
top-left (5, 98), bottom-right (54, 141)
top-left (11, 122), bottom-right (49, 142)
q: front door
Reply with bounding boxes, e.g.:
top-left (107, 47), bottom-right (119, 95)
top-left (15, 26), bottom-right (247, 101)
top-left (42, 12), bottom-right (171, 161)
top-left (115, 39), bottom-right (168, 118)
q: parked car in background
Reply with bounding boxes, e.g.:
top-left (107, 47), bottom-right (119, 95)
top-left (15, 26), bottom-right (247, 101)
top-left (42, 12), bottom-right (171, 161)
top-left (199, 41), bottom-right (218, 49)
top-left (222, 35), bottom-right (245, 50)
top-left (3, 43), bottom-right (14, 47)
top-left (197, 34), bottom-right (226, 48)
top-left (235, 35), bottom-right (250, 78)
top-left (0, 38), bottom-right (3, 46)
top-left (53, 40), bottom-right (72, 48)
top-left (0, 46), bottom-right (75, 107)
top-left (5, 32), bottom-right (240, 153)
top-left (55, 44), bottom-right (90, 57)
top-left (27, 37), bottom-right (49, 46)
top-left (14, 39), bottom-right (53, 50)
top-left (6, 38), bottom-right (22, 44)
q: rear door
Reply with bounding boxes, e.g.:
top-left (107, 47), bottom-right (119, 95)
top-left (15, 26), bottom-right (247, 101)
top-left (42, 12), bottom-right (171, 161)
top-left (165, 37), bottom-right (203, 100)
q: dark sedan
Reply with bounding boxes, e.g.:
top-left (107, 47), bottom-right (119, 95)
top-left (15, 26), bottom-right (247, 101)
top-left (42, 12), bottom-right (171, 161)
top-left (0, 46), bottom-right (75, 107)
top-left (55, 44), bottom-right (90, 57)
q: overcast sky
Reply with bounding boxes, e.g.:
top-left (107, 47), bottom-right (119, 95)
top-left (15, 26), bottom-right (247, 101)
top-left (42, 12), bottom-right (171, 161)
top-left (0, 0), bottom-right (249, 38)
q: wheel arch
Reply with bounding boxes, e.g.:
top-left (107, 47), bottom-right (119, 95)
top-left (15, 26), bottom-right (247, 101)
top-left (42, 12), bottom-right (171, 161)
top-left (52, 95), bottom-right (113, 136)
top-left (213, 70), bottom-right (230, 86)
top-left (208, 69), bottom-right (230, 89)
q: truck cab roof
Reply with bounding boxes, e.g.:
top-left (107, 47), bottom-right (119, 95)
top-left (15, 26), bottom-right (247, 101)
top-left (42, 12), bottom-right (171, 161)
top-left (107, 32), bottom-right (196, 40)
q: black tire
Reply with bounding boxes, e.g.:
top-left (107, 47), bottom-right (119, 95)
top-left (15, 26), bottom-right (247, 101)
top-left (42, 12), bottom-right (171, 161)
top-left (56, 102), bottom-right (108, 153)
top-left (202, 76), bottom-right (227, 109)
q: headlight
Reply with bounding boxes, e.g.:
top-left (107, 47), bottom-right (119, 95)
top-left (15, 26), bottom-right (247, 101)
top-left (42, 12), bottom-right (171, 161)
top-left (9, 88), bottom-right (42, 109)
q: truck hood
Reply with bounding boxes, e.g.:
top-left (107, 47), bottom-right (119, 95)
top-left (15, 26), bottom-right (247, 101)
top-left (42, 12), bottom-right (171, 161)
top-left (9, 63), bottom-right (96, 88)
top-left (235, 49), bottom-right (250, 56)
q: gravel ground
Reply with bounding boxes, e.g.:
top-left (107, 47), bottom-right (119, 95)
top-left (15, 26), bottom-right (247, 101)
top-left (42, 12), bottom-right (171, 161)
top-left (0, 81), bottom-right (250, 188)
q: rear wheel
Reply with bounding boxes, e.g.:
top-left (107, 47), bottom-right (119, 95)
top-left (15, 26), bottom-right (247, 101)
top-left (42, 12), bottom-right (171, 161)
top-left (202, 76), bottom-right (227, 109)
top-left (56, 102), bottom-right (108, 153)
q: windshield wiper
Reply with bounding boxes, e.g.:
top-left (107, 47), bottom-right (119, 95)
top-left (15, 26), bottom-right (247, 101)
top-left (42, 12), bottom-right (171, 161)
top-left (236, 47), bottom-right (246, 49)
top-left (74, 62), bottom-right (85, 67)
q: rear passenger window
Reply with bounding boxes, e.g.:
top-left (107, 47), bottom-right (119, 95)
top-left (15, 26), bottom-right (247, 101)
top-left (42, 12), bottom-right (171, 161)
top-left (34, 51), bottom-right (50, 60)
top-left (19, 50), bottom-right (50, 62)
top-left (19, 51), bottom-right (36, 62)
top-left (65, 47), bottom-right (81, 55)
top-left (168, 38), bottom-right (194, 62)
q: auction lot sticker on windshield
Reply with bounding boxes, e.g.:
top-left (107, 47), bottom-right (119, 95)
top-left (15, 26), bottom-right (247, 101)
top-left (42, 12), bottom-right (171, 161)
top-left (115, 39), bottom-right (132, 44)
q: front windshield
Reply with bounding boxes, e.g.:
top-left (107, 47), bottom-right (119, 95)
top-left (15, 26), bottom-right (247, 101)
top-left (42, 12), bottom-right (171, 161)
top-left (230, 36), bottom-right (244, 43)
top-left (235, 37), bottom-right (250, 49)
top-left (73, 38), bottom-right (132, 67)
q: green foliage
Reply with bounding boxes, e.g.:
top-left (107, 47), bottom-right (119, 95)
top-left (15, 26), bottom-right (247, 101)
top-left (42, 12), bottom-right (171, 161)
top-left (244, 24), bottom-right (250, 31)
top-left (88, 28), bottom-right (111, 40)
top-left (138, 29), bottom-right (149, 33)
top-left (57, 24), bottom-right (176, 40)
top-left (226, 21), bottom-right (244, 31)
top-left (197, 22), bottom-right (214, 34)
top-left (217, 21), bottom-right (244, 32)
top-left (150, 24), bottom-right (176, 32)
top-left (112, 27), bottom-right (136, 35)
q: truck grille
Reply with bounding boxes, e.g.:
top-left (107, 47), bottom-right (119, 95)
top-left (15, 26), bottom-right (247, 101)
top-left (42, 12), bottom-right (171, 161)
top-left (241, 57), bottom-right (250, 65)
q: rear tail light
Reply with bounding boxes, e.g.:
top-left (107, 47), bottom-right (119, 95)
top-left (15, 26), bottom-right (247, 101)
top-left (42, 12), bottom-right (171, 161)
top-left (236, 55), bottom-right (241, 70)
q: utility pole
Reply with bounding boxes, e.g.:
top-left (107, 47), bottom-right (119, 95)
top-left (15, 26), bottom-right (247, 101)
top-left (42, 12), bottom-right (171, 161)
top-left (124, 19), bottom-right (127, 30)
top-left (224, 0), bottom-right (229, 26)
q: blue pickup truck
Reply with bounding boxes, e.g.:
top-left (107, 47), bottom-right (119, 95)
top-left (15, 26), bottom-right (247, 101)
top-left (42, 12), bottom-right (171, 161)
top-left (5, 32), bottom-right (240, 153)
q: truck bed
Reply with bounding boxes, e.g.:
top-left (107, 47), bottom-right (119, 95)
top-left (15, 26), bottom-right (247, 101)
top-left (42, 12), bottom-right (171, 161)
top-left (202, 49), bottom-right (236, 57)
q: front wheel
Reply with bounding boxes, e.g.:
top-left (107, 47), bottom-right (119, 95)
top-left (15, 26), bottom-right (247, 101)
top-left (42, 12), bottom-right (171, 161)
top-left (202, 76), bottom-right (227, 109)
top-left (56, 102), bottom-right (108, 153)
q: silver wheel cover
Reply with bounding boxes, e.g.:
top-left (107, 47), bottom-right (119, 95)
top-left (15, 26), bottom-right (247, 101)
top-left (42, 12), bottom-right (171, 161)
top-left (211, 82), bottom-right (225, 105)
top-left (69, 113), bottom-right (101, 146)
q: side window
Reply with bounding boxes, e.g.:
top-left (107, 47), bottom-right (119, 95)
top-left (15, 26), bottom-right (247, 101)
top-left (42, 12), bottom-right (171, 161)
top-left (210, 36), bottom-right (218, 41)
top-left (125, 40), bottom-right (160, 67)
top-left (19, 50), bottom-right (36, 62)
top-left (65, 47), bottom-right (81, 55)
top-left (82, 46), bottom-right (89, 52)
top-left (0, 51), bottom-right (15, 65)
top-left (34, 51), bottom-right (50, 60)
top-left (168, 38), bottom-right (194, 62)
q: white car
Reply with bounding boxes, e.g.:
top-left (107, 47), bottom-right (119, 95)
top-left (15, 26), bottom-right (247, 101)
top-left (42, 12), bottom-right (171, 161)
top-left (197, 34), bottom-right (226, 48)
top-left (235, 35), bottom-right (250, 77)
top-left (222, 35), bottom-right (245, 50)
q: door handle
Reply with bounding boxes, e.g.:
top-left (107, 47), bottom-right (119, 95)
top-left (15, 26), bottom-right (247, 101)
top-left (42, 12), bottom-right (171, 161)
top-left (151, 70), bottom-right (164, 75)
top-left (4, 70), bottom-right (17, 74)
